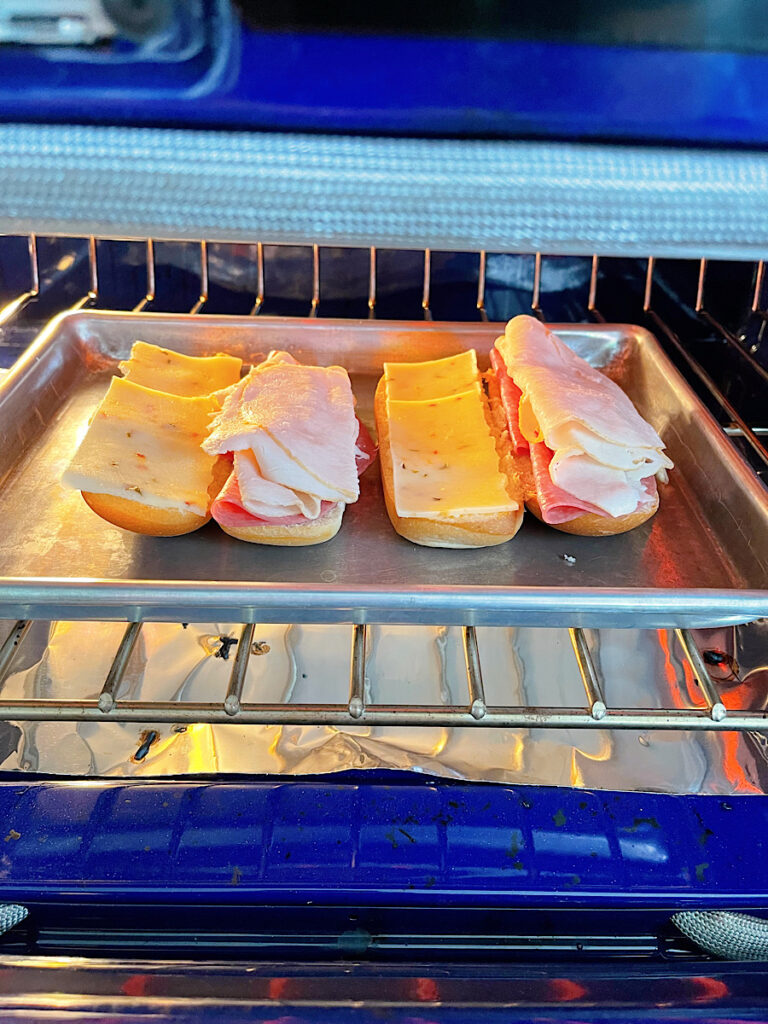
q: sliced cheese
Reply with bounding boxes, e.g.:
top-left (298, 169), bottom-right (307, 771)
top-left (388, 384), bottom-right (517, 518)
top-left (384, 349), bottom-right (479, 400)
top-left (119, 341), bottom-right (242, 397)
top-left (62, 377), bottom-right (220, 516)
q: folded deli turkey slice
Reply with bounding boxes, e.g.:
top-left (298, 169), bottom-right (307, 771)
top-left (493, 315), bottom-right (673, 536)
top-left (62, 376), bottom-right (228, 536)
top-left (119, 341), bottom-right (242, 397)
top-left (375, 351), bottom-right (523, 548)
top-left (203, 350), bottom-right (377, 545)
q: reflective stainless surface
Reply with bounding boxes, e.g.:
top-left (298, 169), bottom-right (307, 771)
top-left (0, 310), bottom-right (766, 627)
top-left (1, 618), bottom-right (766, 794)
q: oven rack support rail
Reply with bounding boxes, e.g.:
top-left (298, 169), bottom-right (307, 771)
top-left (0, 233), bottom-right (766, 472)
top-left (0, 620), bottom-right (759, 730)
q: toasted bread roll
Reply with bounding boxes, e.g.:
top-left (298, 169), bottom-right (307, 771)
top-left (375, 375), bottom-right (523, 549)
top-left (63, 377), bottom-right (226, 537)
top-left (81, 455), bottom-right (231, 537)
top-left (525, 491), bottom-right (659, 536)
top-left (217, 503), bottom-right (344, 546)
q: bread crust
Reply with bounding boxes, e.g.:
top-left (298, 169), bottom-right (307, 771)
top-left (81, 455), bottom-right (231, 537)
top-left (217, 503), bottom-right (344, 546)
top-left (499, 428), bottom-right (659, 537)
top-left (525, 491), bottom-right (659, 536)
top-left (374, 376), bottom-right (523, 548)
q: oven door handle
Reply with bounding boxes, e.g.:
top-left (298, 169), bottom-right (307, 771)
top-left (673, 910), bottom-right (768, 961)
top-left (0, 904), bottom-right (27, 935)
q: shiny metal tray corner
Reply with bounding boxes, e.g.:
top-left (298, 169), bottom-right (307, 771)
top-left (0, 309), bottom-right (766, 628)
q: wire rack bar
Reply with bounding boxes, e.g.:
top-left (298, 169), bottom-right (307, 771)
top-left (675, 628), bottom-right (727, 722)
top-left (462, 626), bottom-right (486, 720)
top-left (725, 426), bottom-right (768, 436)
top-left (367, 246), bottom-right (377, 318)
top-left (309, 243), bottom-right (320, 318)
top-left (587, 253), bottom-right (605, 322)
top-left (644, 258), bottom-right (768, 467)
top-left (132, 239), bottom-right (156, 313)
top-left (476, 250), bottom-right (488, 321)
top-left (223, 623), bottom-right (255, 716)
top-left (0, 235), bottom-right (38, 329)
top-left (696, 259), bottom-right (768, 387)
top-left (249, 242), bottom-right (265, 315)
top-left (0, 700), bottom-right (763, 729)
top-left (0, 621), bottom-right (31, 688)
top-left (569, 628), bottom-right (607, 720)
top-left (188, 241), bottom-right (208, 315)
top-left (753, 260), bottom-right (765, 312)
top-left (98, 621), bottom-right (142, 713)
top-left (422, 249), bottom-right (432, 320)
top-left (531, 252), bottom-right (543, 320)
top-left (68, 235), bottom-right (99, 313)
top-left (348, 623), bottom-right (367, 719)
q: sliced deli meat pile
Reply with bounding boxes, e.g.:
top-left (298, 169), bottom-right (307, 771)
top-left (494, 316), bottom-right (672, 523)
top-left (203, 350), bottom-right (375, 530)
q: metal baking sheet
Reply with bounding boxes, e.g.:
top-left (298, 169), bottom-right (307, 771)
top-left (0, 310), bottom-right (766, 628)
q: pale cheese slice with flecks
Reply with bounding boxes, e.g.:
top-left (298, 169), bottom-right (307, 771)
top-left (62, 377), bottom-right (220, 516)
top-left (387, 383), bottom-right (518, 519)
top-left (119, 341), bottom-right (242, 397)
top-left (384, 350), bottom-right (479, 400)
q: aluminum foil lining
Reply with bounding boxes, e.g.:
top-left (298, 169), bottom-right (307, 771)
top-left (0, 620), bottom-right (766, 794)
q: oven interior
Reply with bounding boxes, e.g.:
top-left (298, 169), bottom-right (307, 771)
top-left (0, 234), bottom-right (766, 1011)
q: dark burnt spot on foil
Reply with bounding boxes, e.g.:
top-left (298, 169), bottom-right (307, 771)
top-left (703, 649), bottom-right (741, 683)
top-left (215, 636), bottom-right (239, 660)
top-left (133, 730), bottom-right (158, 763)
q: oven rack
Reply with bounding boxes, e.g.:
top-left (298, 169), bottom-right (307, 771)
top-left (0, 233), bottom-right (765, 734)
top-left (1, 233), bottom-right (766, 472)
top-left (0, 619), bottom-right (760, 731)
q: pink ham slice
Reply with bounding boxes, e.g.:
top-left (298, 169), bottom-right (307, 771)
top-left (204, 360), bottom-right (360, 503)
top-left (353, 417), bottom-right (377, 476)
top-left (493, 331), bottom-right (660, 524)
top-left (530, 441), bottom-right (657, 525)
top-left (212, 418), bottom-right (377, 530)
top-left (212, 471), bottom-right (338, 528)
top-left (490, 348), bottom-right (529, 455)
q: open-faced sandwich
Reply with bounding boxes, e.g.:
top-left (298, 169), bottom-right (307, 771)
top-left (489, 315), bottom-right (672, 536)
top-left (203, 350), bottom-right (376, 545)
top-left (375, 349), bottom-right (523, 548)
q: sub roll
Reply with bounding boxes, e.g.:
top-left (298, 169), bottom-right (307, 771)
top-left (203, 350), bottom-right (377, 545)
top-left (375, 350), bottom-right (523, 548)
top-left (62, 376), bottom-right (230, 536)
top-left (490, 315), bottom-right (673, 536)
top-left (62, 345), bottom-right (244, 536)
